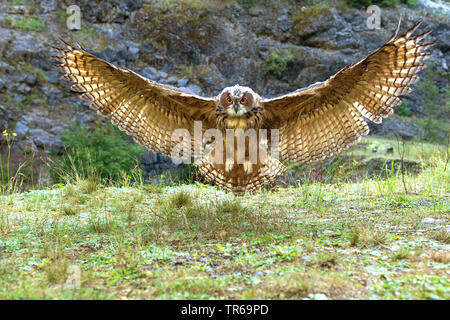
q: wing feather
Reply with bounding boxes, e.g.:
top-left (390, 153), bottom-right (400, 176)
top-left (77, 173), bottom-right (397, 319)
top-left (262, 21), bottom-right (433, 164)
top-left (54, 42), bottom-right (218, 157)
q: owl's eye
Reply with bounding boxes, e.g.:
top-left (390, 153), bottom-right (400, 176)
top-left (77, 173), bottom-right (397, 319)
top-left (240, 97), bottom-right (247, 104)
top-left (226, 98), bottom-right (233, 104)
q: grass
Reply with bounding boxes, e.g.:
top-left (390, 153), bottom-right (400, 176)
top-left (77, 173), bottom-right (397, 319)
top-left (3, 15), bottom-right (46, 32)
top-left (0, 137), bottom-right (448, 299)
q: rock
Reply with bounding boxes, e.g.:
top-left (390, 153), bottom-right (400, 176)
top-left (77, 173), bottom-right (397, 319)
top-left (386, 147), bottom-right (394, 154)
top-left (17, 83), bottom-right (31, 95)
top-left (20, 139), bottom-right (38, 154)
top-left (1, 30), bottom-right (43, 61)
top-left (164, 76), bottom-right (178, 85)
top-left (0, 62), bottom-right (14, 74)
top-left (29, 128), bottom-right (63, 151)
top-left (184, 84), bottom-right (202, 96)
top-left (177, 78), bottom-right (189, 87)
top-left (27, 117), bottom-right (54, 131)
top-left (0, 105), bottom-right (8, 130)
top-left (40, 0), bottom-right (58, 13)
top-left (140, 67), bottom-right (158, 79)
top-left (10, 73), bottom-right (27, 84)
top-left (5, 5), bottom-right (29, 14)
top-left (369, 118), bottom-right (425, 141)
top-left (249, 6), bottom-right (263, 16)
top-left (73, 0), bottom-right (143, 23)
top-left (127, 44), bottom-right (140, 61)
top-left (277, 15), bottom-right (290, 32)
top-left (13, 119), bottom-right (30, 137)
top-left (25, 73), bottom-right (37, 86)
top-left (421, 217), bottom-right (446, 224)
top-left (140, 67), bottom-right (167, 81)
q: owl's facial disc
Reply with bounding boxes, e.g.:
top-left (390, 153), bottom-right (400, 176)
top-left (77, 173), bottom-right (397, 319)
top-left (220, 86), bottom-right (252, 117)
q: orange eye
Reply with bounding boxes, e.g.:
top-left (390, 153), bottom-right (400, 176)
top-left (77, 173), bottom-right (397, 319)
top-left (240, 97), bottom-right (247, 104)
top-left (226, 98), bottom-right (233, 104)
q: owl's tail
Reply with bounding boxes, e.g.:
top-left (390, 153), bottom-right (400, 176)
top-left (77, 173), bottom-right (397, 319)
top-left (193, 153), bottom-right (287, 195)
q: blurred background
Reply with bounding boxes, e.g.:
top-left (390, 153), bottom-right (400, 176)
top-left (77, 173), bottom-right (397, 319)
top-left (0, 0), bottom-right (448, 190)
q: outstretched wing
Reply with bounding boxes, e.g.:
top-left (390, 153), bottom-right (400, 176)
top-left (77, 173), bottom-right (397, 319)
top-left (54, 41), bottom-right (218, 157)
top-left (262, 22), bottom-right (433, 164)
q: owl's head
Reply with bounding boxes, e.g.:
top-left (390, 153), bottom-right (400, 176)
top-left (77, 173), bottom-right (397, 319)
top-left (218, 85), bottom-right (258, 117)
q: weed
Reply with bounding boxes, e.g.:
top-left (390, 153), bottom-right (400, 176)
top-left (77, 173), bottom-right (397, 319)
top-left (264, 51), bottom-right (294, 79)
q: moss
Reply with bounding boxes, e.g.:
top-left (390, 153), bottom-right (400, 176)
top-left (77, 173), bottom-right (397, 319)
top-left (3, 15), bottom-right (46, 32)
top-left (293, 6), bottom-right (332, 34)
top-left (133, 5), bottom-right (218, 51)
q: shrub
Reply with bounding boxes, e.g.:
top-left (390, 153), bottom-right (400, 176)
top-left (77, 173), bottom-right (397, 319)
top-left (397, 99), bottom-right (412, 117)
top-left (51, 121), bottom-right (146, 184)
top-left (264, 51), bottom-right (294, 79)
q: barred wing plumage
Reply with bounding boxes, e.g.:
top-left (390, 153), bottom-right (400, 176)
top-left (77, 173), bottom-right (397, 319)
top-left (262, 22), bottom-right (433, 164)
top-left (53, 41), bottom-right (217, 157)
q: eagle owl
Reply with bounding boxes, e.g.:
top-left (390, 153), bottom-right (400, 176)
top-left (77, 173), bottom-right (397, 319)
top-left (54, 22), bottom-right (433, 195)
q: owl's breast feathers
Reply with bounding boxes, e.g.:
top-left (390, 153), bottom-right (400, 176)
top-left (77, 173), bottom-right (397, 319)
top-left (224, 117), bottom-right (252, 130)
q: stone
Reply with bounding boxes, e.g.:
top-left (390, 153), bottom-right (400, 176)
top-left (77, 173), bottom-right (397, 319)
top-left (248, 6), bottom-right (263, 16)
top-left (17, 84), bottom-right (31, 95)
top-left (0, 61), bottom-right (14, 74)
top-left (25, 73), bottom-right (37, 86)
top-left (40, 0), bottom-right (57, 13)
top-left (165, 76), bottom-right (178, 85)
top-left (421, 217), bottom-right (446, 224)
top-left (127, 43), bottom-right (140, 61)
top-left (13, 119), bottom-right (30, 137)
top-left (10, 73), bottom-right (27, 83)
top-left (29, 128), bottom-right (63, 151)
top-left (177, 78), bottom-right (189, 87)
top-left (277, 15), bottom-right (290, 32)
top-left (185, 84), bottom-right (202, 95)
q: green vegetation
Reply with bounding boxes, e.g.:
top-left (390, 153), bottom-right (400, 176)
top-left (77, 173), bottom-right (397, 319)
top-left (345, 0), bottom-right (418, 8)
top-left (0, 136), bottom-right (448, 299)
top-left (3, 15), bottom-right (46, 32)
top-left (50, 121), bottom-right (146, 185)
top-left (19, 62), bottom-right (48, 82)
top-left (178, 64), bottom-right (194, 77)
top-left (415, 60), bottom-right (449, 142)
top-left (398, 99), bottom-right (412, 117)
top-left (11, 0), bottom-right (30, 5)
top-left (264, 51), bottom-right (294, 79)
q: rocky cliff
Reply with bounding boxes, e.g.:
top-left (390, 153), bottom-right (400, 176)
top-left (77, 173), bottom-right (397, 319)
top-left (0, 0), bottom-right (448, 184)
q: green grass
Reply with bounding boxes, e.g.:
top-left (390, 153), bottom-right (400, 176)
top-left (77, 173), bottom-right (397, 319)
top-left (3, 15), bottom-right (46, 32)
top-left (0, 138), bottom-right (448, 299)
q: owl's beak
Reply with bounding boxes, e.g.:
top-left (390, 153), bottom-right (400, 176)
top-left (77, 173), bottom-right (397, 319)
top-left (234, 104), bottom-right (239, 113)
